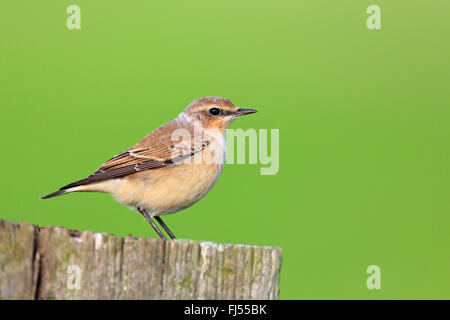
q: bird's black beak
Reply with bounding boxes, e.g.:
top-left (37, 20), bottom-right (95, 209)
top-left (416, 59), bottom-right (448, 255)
top-left (236, 108), bottom-right (258, 116)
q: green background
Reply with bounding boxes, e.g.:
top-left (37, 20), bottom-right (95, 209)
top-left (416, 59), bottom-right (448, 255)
top-left (1, 1), bottom-right (449, 299)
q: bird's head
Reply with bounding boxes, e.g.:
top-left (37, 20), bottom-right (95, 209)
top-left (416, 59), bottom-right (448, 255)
top-left (177, 96), bottom-right (257, 131)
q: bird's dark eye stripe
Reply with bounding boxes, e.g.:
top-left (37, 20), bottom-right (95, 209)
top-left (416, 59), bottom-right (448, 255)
top-left (208, 108), bottom-right (221, 116)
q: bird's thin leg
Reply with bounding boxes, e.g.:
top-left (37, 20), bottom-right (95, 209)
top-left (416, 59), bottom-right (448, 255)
top-left (137, 207), bottom-right (167, 240)
top-left (154, 216), bottom-right (177, 240)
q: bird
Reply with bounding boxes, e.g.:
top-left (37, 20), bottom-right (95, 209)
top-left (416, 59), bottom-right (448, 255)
top-left (41, 96), bottom-right (257, 240)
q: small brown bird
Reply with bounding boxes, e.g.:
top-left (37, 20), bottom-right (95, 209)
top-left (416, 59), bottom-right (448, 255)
top-left (41, 97), bottom-right (257, 240)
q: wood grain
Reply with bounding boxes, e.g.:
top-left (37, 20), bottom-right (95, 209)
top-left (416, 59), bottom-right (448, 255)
top-left (0, 220), bottom-right (282, 300)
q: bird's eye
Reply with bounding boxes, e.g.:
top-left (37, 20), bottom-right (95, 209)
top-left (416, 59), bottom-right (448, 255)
top-left (208, 108), bottom-right (221, 116)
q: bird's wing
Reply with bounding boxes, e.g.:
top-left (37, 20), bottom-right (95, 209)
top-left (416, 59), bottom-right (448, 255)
top-left (60, 138), bottom-right (210, 190)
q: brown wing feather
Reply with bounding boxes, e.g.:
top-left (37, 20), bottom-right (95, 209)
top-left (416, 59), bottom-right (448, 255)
top-left (60, 136), bottom-right (209, 190)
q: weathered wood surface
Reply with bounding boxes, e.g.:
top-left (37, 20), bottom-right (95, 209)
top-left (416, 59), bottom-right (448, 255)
top-left (0, 220), bottom-right (282, 300)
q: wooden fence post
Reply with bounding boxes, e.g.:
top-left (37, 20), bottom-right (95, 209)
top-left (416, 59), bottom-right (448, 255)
top-left (0, 220), bottom-right (282, 300)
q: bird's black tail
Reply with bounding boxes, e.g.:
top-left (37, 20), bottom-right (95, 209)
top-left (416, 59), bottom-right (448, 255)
top-left (40, 175), bottom-right (92, 200)
top-left (40, 189), bottom-right (70, 200)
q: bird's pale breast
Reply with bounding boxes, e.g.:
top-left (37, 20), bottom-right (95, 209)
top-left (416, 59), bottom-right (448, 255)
top-left (89, 138), bottom-right (225, 216)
